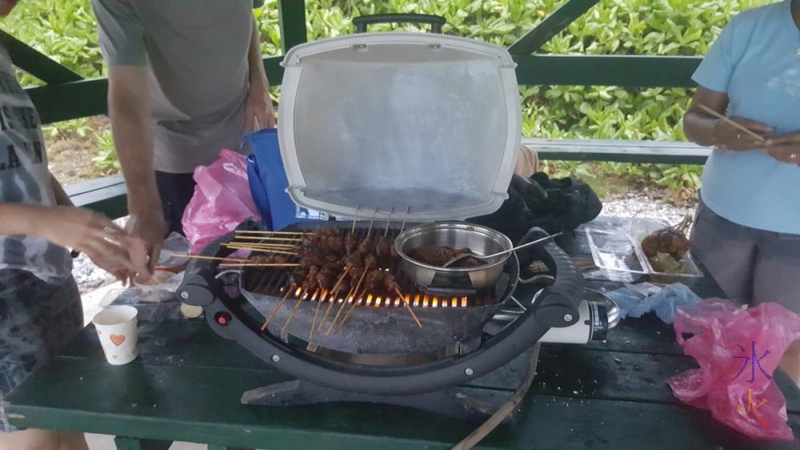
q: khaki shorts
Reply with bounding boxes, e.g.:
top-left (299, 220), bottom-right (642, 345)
top-left (689, 200), bottom-right (800, 313)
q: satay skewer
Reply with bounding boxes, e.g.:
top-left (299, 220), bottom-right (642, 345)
top-left (309, 293), bottom-right (325, 343)
top-left (281, 294), bottom-right (306, 335)
top-left (697, 104), bottom-right (766, 143)
top-left (226, 242), bottom-right (296, 249)
top-left (317, 267), bottom-right (350, 332)
top-left (395, 287), bottom-right (422, 328)
top-left (351, 206), bottom-right (359, 234)
top-left (384, 207), bottom-right (394, 237)
top-left (170, 254), bottom-right (250, 263)
top-left (365, 208), bottom-right (378, 239)
top-left (327, 267), bottom-right (368, 335)
top-left (219, 263), bottom-right (301, 268)
top-left (400, 205), bottom-right (410, 232)
top-left (222, 245), bottom-right (297, 256)
top-left (235, 230), bottom-right (315, 235)
top-left (261, 288), bottom-right (294, 331)
top-left (232, 236), bottom-right (305, 242)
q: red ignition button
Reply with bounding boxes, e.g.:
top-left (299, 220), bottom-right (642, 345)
top-left (215, 312), bottom-right (232, 326)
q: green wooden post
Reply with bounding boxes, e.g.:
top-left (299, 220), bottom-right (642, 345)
top-left (114, 436), bottom-right (172, 450)
top-left (513, 55), bottom-right (700, 87)
top-left (278, 0), bottom-right (307, 52)
top-left (0, 30), bottom-right (83, 83)
top-left (508, 0), bottom-right (599, 55)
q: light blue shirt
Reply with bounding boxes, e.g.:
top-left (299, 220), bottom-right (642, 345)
top-left (693, 0), bottom-right (800, 235)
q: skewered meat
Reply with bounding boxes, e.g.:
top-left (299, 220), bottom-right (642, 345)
top-left (384, 273), bottom-right (402, 293)
top-left (407, 246), bottom-right (484, 268)
top-left (345, 233), bottom-right (358, 254)
top-left (641, 229), bottom-right (690, 260)
top-left (302, 266), bottom-right (320, 292)
top-left (358, 235), bottom-right (375, 255)
top-left (364, 254), bottom-right (378, 270)
top-left (375, 236), bottom-right (391, 260)
top-left (364, 270), bottom-right (386, 293)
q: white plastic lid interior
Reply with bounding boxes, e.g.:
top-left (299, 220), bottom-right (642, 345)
top-left (279, 33), bottom-right (521, 221)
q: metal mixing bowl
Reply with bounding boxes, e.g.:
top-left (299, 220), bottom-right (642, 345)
top-left (394, 222), bottom-right (513, 290)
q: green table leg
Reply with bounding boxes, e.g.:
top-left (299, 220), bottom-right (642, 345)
top-left (114, 436), bottom-right (173, 450)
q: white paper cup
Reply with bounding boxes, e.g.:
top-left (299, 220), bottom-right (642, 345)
top-left (92, 305), bottom-right (139, 365)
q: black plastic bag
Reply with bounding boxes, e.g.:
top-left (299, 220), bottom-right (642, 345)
top-left (468, 172), bottom-right (602, 244)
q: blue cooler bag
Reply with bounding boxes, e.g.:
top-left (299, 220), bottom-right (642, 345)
top-left (244, 128), bottom-right (328, 230)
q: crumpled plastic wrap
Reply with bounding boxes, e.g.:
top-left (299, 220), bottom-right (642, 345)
top-left (666, 300), bottom-right (800, 440)
top-left (182, 149), bottom-right (261, 254)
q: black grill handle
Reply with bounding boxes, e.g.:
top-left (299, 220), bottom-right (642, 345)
top-left (516, 227), bottom-right (583, 328)
top-left (178, 219), bottom-right (262, 307)
top-left (353, 14), bottom-right (446, 34)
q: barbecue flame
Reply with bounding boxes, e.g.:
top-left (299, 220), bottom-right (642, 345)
top-left (279, 288), bottom-right (480, 308)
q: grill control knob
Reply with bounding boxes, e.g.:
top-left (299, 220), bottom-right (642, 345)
top-left (215, 312), bottom-right (232, 326)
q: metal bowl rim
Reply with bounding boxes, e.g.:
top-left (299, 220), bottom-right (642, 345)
top-left (394, 222), bottom-right (513, 273)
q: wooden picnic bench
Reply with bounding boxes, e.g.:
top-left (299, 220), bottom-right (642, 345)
top-left (6, 219), bottom-right (799, 450)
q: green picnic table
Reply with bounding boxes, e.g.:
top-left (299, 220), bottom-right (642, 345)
top-left (6, 221), bottom-right (800, 450)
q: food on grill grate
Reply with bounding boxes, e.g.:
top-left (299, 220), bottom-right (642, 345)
top-left (407, 246), bottom-right (485, 268)
top-left (249, 227), bottom-right (414, 296)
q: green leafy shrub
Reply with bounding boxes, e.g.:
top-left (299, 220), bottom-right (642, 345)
top-left (1, 0), bottom-right (778, 199)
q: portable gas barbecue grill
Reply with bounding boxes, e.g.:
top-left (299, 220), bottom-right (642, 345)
top-left (177, 24), bottom-right (619, 419)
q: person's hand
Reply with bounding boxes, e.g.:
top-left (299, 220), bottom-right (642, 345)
top-left (763, 132), bottom-right (800, 166)
top-left (126, 211), bottom-right (166, 283)
top-left (35, 206), bottom-right (149, 280)
top-left (711, 117), bottom-right (772, 151)
top-left (245, 82), bottom-right (275, 131)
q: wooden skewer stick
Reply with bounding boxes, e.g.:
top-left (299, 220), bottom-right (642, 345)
top-left (384, 207), bottom-right (394, 237)
top-left (235, 230), bottom-right (315, 235)
top-left (261, 288), bottom-right (294, 331)
top-left (233, 236), bottom-right (305, 242)
top-left (281, 295), bottom-right (306, 335)
top-left (170, 254), bottom-right (250, 263)
top-left (219, 263), bottom-right (301, 268)
top-left (697, 104), bottom-right (766, 143)
top-left (351, 206), bottom-right (359, 234)
top-left (317, 267), bottom-right (350, 332)
top-left (334, 296), bottom-right (363, 335)
top-left (395, 287), bottom-right (422, 328)
top-left (400, 205), bottom-right (410, 233)
top-left (221, 246), bottom-right (297, 256)
top-left (309, 294), bottom-right (325, 343)
top-left (365, 208), bottom-right (377, 239)
top-left (327, 268), bottom-right (367, 335)
top-left (225, 242), bottom-right (296, 249)
top-left (334, 280), bottom-right (373, 334)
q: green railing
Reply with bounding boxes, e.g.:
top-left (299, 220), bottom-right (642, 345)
top-left (6, 0), bottom-right (701, 125)
top-left (6, 0), bottom-right (705, 218)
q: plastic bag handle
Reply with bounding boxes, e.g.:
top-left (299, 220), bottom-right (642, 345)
top-left (353, 14), bottom-right (446, 34)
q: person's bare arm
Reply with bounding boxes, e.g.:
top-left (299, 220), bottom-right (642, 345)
top-left (245, 16), bottom-right (275, 130)
top-left (107, 65), bottom-right (163, 276)
top-left (683, 87), bottom-right (771, 150)
top-left (0, 202), bottom-right (147, 277)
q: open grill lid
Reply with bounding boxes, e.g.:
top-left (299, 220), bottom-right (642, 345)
top-left (278, 33), bottom-right (521, 222)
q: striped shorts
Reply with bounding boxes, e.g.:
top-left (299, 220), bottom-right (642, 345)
top-left (0, 270), bottom-right (83, 433)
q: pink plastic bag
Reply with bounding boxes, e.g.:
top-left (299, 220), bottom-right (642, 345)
top-left (666, 300), bottom-right (800, 441)
top-left (182, 149), bottom-right (261, 254)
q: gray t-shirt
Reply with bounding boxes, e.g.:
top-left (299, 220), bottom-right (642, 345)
top-left (93, 0), bottom-right (262, 173)
top-left (0, 49), bottom-right (71, 281)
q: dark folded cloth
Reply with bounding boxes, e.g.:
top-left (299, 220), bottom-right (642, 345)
top-left (468, 172), bottom-right (602, 244)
